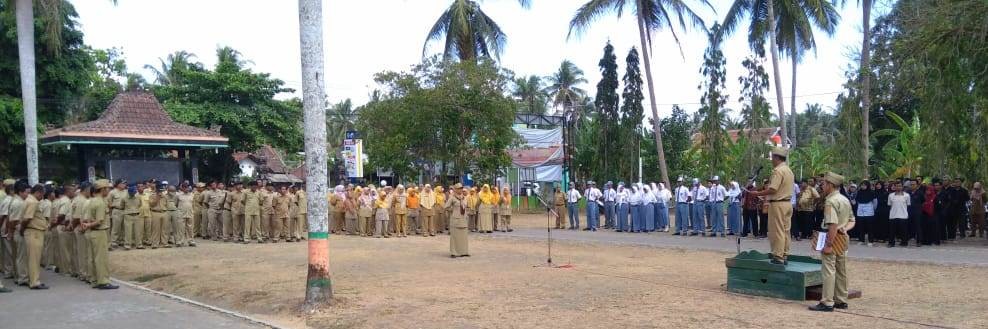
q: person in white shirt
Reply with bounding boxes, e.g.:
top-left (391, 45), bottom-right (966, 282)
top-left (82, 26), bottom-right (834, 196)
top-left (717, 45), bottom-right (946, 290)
top-left (615, 183), bottom-right (630, 232)
top-left (566, 185), bottom-right (582, 230)
top-left (709, 176), bottom-right (728, 237)
top-left (628, 184), bottom-right (643, 233)
top-left (584, 181), bottom-right (602, 231)
top-left (603, 181), bottom-right (616, 229)
top-left (673, 178), bottom-right (691, 235)
top-left (692, 179), bottom-right (709, 236)
top-left (654, 183), bottom-right (672, 232)
top-left (887, 181), bottom-right (911, 247)
top-left (643, 184), bottom-right (657, 232)
top-left (727, 181), bottom-right (743, 235)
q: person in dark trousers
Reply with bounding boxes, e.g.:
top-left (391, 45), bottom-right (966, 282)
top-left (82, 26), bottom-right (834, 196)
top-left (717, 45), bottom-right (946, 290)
top-left (874, 182), bottom-right (890, 243)
top-left (887, 181), bottom-right (911, 247)
top-left (908, 179), bottom-right (925, 247)
top-left (934, 180), bottom-right (950, 244)
top-left (944, 179), bottom-right (969, 240)
top-left (741, 183), bottom-right (760, 237)
top-left (757, 179), bottom-right (770, 238)
top-left (854, 181), bottom-right (877, 246)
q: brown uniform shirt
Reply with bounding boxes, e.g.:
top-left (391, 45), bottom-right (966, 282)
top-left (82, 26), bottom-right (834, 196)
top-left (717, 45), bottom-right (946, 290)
top-left (767, 162), bottom-right (795, 202)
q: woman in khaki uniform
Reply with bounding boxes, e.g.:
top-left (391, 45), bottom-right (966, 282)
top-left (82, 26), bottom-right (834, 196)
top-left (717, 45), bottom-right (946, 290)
top-left (393, 185), bottom-right (408, 237)
top-left (478, 185), bottom-right (495, 233)
top-left (357, 187), bottom-right (373, 236)
top-left (343, 190), bottom-right (357, 235)
top-left (499, 187), bottom-right (513, 232)
top-left (466, 187), bottom-right (479, 232)
top-left (273, 187), bottom-right (291, 242)
top-left (374, 188), bottom-right (392, 238)
top-left (446, 184), bottom-right (469, 257)
top-left (419, 185), bottom-right (436, 236)
top-left (435, 186), bottom-right (446, 234)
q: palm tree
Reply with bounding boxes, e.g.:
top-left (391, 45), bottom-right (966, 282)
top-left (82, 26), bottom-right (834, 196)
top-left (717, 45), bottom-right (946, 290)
top-left (327, 99), bottom-right (357, 151)
top-left (423, 0), bottom-right (530, 61)
top-left (833, 0), bottom-right (873, 178)
top-left (512, 75), bottom-right (548, 114)
top-left (545, 60), bottom-right (588, 116)
top-left (722, 0), bottom-right (839, 147)
top-left (298, 0), bottom-right (332, 307)
top-left (144, 51), bottom-right (199, 85)
top-left (568, 0), bottom-right (713, 189)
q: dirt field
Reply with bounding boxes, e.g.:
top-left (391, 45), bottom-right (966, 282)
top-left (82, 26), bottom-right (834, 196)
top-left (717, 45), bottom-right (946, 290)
top-left (109, 213), bottom-right (988, 329)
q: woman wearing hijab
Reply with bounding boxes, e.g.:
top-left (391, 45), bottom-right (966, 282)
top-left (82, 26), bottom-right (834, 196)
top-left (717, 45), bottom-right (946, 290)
top-left (466, 187), bottom-right (479, 232)
top-left (499, 187), bottom-right (513, 232)
top-left (874, 181), bottom-right (890, 243)
top-left (855, 181), bottom-right (878, 246)
top-left (446, 184), bottom-right (469, 257)
top-left (393, 185), bottom-right (408, 237)
top-left (727, 181), bottom-right (742, 236)
top-left (628, 184), bottom-right (643, 233)
top-left (655, 183), bottom-right (671, 232)
top-left (435, 186), bottom-right (447, 234)
top-left (615, 183), bottom-right (629, 232)
top-left (374, 187), bottom-right (392, 238)
top-left (357, 187), bottom-right (373, 236)
top-left (642, 185), bottom-right (656, 232)
top-left (478, 185), bottom-right (495, 233)
top-left (344, 188), bottom-right (358, 236)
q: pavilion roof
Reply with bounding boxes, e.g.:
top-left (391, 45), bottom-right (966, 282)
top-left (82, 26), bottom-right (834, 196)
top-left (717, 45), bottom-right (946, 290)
top-left (40, 91), bottom-right (228, 148)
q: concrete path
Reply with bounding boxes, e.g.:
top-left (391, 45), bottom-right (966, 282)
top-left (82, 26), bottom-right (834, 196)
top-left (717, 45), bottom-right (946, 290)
top-left (493, 228), bottom-right (988, 267)
top-left (0, 270), bottom-right (270, 329)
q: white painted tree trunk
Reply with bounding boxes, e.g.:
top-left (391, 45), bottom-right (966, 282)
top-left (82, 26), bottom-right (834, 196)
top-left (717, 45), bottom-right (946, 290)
top-left (298, 0), bottom-right (332, 308)
top-left (16, 0), bottom-right (39, 185)
top-left (637, 14), bottom-right (671, 189)
top-left (766, 0), bottom-right (788, 147)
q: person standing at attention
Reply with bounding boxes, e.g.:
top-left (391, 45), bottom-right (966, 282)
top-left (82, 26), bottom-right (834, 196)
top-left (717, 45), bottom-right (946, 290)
top-left (584, 181), bottom-right (601, 231)
top-left (446, 184), bottom-right (469, 257)
top-left (553, 186), bottom-right (567, 229)
top-left (709, 176), bottom-right (727, 237)
top-left (887, 181), bottom-right (911, 247)
top-left (808, 172), bottom-right (854, 312)
top-left (566, 184), bottom-right (581, 230)
top-left (746, 147), bottom-right (795, 264)
top-left (603, 181), bottom-right (616, 229)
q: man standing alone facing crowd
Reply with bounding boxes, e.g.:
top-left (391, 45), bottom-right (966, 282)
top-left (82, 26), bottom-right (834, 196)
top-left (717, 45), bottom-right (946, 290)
top-left (746, 147), bottom-right (795, 264)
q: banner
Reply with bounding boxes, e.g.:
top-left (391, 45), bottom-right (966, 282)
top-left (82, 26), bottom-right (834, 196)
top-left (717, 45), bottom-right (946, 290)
top-left (342, 139), bottom-right (364, 178)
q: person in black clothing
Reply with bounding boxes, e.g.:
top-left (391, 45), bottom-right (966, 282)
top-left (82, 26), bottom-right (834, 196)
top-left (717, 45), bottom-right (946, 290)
top-left (874, 181), bottom-right (890, 243)
top-left (908, 178), bottom-right (925, 247)
top-left (855, 181), bottom-right (877, 244)
top-left (757, 179), bottom-right (769, 238)
top-left (740, 183), bottom-right (760, 237)
top-left (944, 179), bottom-right (969, 240)
top-left (935, 180), bottom-right (951, 243)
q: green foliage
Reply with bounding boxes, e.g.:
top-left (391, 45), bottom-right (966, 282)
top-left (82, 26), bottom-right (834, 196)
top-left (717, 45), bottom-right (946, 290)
top-left (738, 51), bottom-right (773, 130)
top-left (695, 23), bottom-right (730, 176)
top-left (327, 98), bottom-right (357, 153)
top-left (151, 47), bottom-right (303, 181)
top-left (872, 111), bottom-right (922, 179)
top-left (643, 105), bottom-right (692, 182)
top-left (423, 0), bottom-right (530, 61)
top-left (614, 47), bottom-right (644, 181)
top-left (512, 75), bottom-right (548, 114)
top-left (356, 58), bottom-right (519, 183)
top-left (545, 60), bottom-right (588, 115)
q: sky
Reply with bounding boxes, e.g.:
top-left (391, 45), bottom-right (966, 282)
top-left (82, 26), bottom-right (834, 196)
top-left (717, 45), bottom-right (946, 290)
top-left (73, 0), bottom-right (887, 122)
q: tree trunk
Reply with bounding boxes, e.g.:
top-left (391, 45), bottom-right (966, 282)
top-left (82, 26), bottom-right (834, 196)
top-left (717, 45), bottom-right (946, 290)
top-left (637, 15), bottom-right (671, 189)
top-left (860, 0), bottom-right (872, 179)
top-left (790, 57), bottom-right (798, 148)
top-left (15, 0), bottom-right (39, 185)
top-left (298, 0), bottom-right (332, 309)
top-left (765, 0), bottom-right (788, 147)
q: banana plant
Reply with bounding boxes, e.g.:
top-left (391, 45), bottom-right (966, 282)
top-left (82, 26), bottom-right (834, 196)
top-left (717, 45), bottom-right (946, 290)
top-left (872, 111), bottom-right (923, 178)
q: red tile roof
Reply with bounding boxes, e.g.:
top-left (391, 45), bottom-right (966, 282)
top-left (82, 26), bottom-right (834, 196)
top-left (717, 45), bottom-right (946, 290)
top-left (41, 91), bottom-right (227, 147)
top-left (509, 146), bottom-right (563, 168)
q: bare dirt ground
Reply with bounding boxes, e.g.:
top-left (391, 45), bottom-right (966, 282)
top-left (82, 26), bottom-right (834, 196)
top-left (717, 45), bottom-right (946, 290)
top-left (110, 213), bottom-right (988, 329)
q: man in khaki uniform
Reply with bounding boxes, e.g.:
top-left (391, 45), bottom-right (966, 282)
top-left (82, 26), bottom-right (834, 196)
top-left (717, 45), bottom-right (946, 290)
top-left (286, 186), bottom-right (298, 242)
top-left (748, 147), bottom-right (795, 264)
top-left (262, 185), bottom-right (276, 241)
top-left (243, 182), bottom-right (262, 243)
top-left (230, 183), bottom-right (245, 242)
top-left (72, 183), bottom-right (92, 282)
top-left (221, 183), bottom-right (233, 241)
top-left (295, 185), bottom-right (307, 240)
top-left (393, 185), bottom-right (409, 237)
top-left (273, 186), bottom-right (291, 242)
top-left (122, 186), bottom-right (143, 250)
top-left (55, 185), bottom-right (75, 273)
top-left (107, 180), bottom-right (127, 249)
top-left (140, 183), bottom-right (153, 246)
top-left (0, 179), bottom-right (16, 282)
top-left (177, 184), bottom-right (196, 247)
top-left (809, 172), bottom-right (856, 312)
top-left (206, 182), bottom-right (226, 241)
top-left (20, 184), bottom-right (48, 289)
top-left (193, 183), bottom-right (205, 238)
top-left (10, 183), bottom-right (29, 285)
top-left (163, 185), bottom-right (184, 247)
top-left (82, 179), bottom-right (118, 290)
top-left (554, 187), bottom-right (567, 229)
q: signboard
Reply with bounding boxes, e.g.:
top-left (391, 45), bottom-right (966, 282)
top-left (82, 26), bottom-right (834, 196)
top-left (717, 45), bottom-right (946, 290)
top-left (345, 130), bottom-right (360, 140)
top-left (342, 139), bottom-right (364, 178)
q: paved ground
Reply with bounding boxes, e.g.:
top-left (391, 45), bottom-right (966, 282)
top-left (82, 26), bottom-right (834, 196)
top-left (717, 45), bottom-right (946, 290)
top-left (0, 270), bottom-right (269, 329)
top-left (493, 228), bottom-right (988, 266)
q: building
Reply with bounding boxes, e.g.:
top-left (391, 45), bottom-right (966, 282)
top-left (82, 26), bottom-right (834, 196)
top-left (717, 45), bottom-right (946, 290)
top-left (232, 145), bottom-right (303, 184)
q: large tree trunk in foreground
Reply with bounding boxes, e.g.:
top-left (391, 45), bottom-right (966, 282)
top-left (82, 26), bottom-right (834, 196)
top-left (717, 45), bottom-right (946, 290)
top-left (16, 0), bottom-right (39, 185)
top-left (299, 0), bottom-right (332, 308)
top-left (637, 15), bottom-right (670, 189)
top-left (766, 0), bottom-right (788, 147)
top-left (790, 58), bottom-right (798, 148)
top-left (860, 0), bottom-right (872, 179)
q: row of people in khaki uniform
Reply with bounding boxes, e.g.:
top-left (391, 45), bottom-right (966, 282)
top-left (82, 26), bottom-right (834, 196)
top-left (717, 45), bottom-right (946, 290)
top-left (0, 178), bottom-right (118, 292)
top-left (324, 182), bottom-right (514, 238)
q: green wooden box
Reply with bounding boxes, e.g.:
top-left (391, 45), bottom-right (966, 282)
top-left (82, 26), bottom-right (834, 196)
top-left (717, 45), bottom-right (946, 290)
top-left (725, 250), bottom-right (823, 301)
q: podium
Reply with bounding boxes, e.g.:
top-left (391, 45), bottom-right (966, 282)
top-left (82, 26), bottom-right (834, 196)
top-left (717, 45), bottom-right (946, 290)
top-left (725, 250), bottom-right (823, 301)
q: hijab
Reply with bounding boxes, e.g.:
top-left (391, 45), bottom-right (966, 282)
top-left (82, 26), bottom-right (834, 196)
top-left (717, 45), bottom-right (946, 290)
top-left (856, 181), bottom-right (876, 203)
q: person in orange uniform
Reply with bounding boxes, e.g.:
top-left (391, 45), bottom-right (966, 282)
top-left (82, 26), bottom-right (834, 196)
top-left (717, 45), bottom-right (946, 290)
top-left (407, 187), bottom-right (420, 235)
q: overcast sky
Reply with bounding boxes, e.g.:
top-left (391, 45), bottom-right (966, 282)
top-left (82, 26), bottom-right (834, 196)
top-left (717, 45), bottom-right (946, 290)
top-left (74, 0), bottom-right (886, 121)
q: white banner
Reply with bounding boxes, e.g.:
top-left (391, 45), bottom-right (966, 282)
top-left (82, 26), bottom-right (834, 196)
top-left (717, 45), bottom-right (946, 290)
top-left (343, 139), bottom-right (363, 178)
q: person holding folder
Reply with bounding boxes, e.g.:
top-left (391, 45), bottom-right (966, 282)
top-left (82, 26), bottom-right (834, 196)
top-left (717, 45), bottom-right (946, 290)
top-left (809, 172), bottom-right (856, 312)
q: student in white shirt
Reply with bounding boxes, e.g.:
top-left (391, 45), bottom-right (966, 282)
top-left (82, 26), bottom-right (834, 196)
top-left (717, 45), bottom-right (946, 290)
top-left (692, 179), bottom-right (709, 236)
top-left (673, 178), bottom-right (691, 235)
top-left (642, 184), bottom-right (657, 232)
top-left (709, 176), bottom-right (728, 237)
top-left (628, 184), bottom-right (643, 233)
top-left (603, 181), bottom-right (616, 229)
top-left (566, 185), bottom-right (581, 230)
top-left (727, 181), bottom-right (743, 235)
top-left (887, 181), bottom-right (911, 247)
top-left (584, 181), bottom-right (602, 231)
top-left (654, 183), bottom-right (672, 232)
top-left (616, 183), bottom-right (630, 232)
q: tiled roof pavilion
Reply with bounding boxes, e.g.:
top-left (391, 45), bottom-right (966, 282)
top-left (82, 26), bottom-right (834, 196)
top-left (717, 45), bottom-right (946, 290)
top-left (41, 91), bottom-right (228, 148)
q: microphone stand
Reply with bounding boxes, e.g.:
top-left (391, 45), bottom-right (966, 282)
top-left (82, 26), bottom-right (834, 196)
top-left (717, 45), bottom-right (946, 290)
top-left (533, 192), bottom-right (557, 267)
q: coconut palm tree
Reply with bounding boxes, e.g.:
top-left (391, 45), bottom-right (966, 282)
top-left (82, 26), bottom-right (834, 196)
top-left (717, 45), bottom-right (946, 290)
top-left (832, 0), bottom-right (873, 178)
top-left (298, 0), bottom-right (332, 307)
top-left (423, 0), bottom-right (530, 61)
top-left (545, 60), bottom-right (588, 116)
top-left (144, 51), bottom-right (200, 85)
top-left (721, 0), bottom-right (840, 148)
top-left (512, 75), bottom-right (549, 114)
top-left (12, 0), bottom-right (117, 184)
top-left (327, 99), bottom-right (357, 151)
top-left (568, 0), bottom-right (713, 188)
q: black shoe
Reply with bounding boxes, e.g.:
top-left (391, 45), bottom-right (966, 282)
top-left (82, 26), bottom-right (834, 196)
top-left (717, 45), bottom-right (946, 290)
top-left (887, 243), bottom-right (895, 248)
top-left (450, 255), bottom-right (457, 258)
top-left (95, 284), bottom-right (119, 290)
top-left (17, 282), bottom-right (27, 286)
top-left (29, 284), bottom-right (49, 290)
top-left (672, 232), bottom-right (681, 236)
top-left (0, 287), bottom-right (11, 293)
top-left (808, 303), bottom-right (834, 312)
top-left (770, 259), bottom-right (788, 265)
top-left (834, 302), bottom-right (848, 309)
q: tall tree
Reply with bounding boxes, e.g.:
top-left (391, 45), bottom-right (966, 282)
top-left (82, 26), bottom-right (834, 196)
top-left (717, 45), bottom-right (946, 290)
top-left (512, 75), bottom-right (548, 114)
top-left (327, 98), bottom-right (357, 153)
top-left (144, 51), bottom-right (200, 85)
top-left (594, 42), bottom-right (619, 181)
top-left (545, 60), bottom-right (588, 115)
top-left (696, 23), bottom-right (729, 175)
top-left (738, 50), bottom-right (773, 133)
top-left (620, 47), bottom-right (644, 181)
top-left (423, 0), bottom-right (530, 61)
top-left (298, 0), bottom-right (332, 308)
top-left (569, 0), bottom-right (714, 189)
top-left (833, 0), bottom-right (873, 178)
